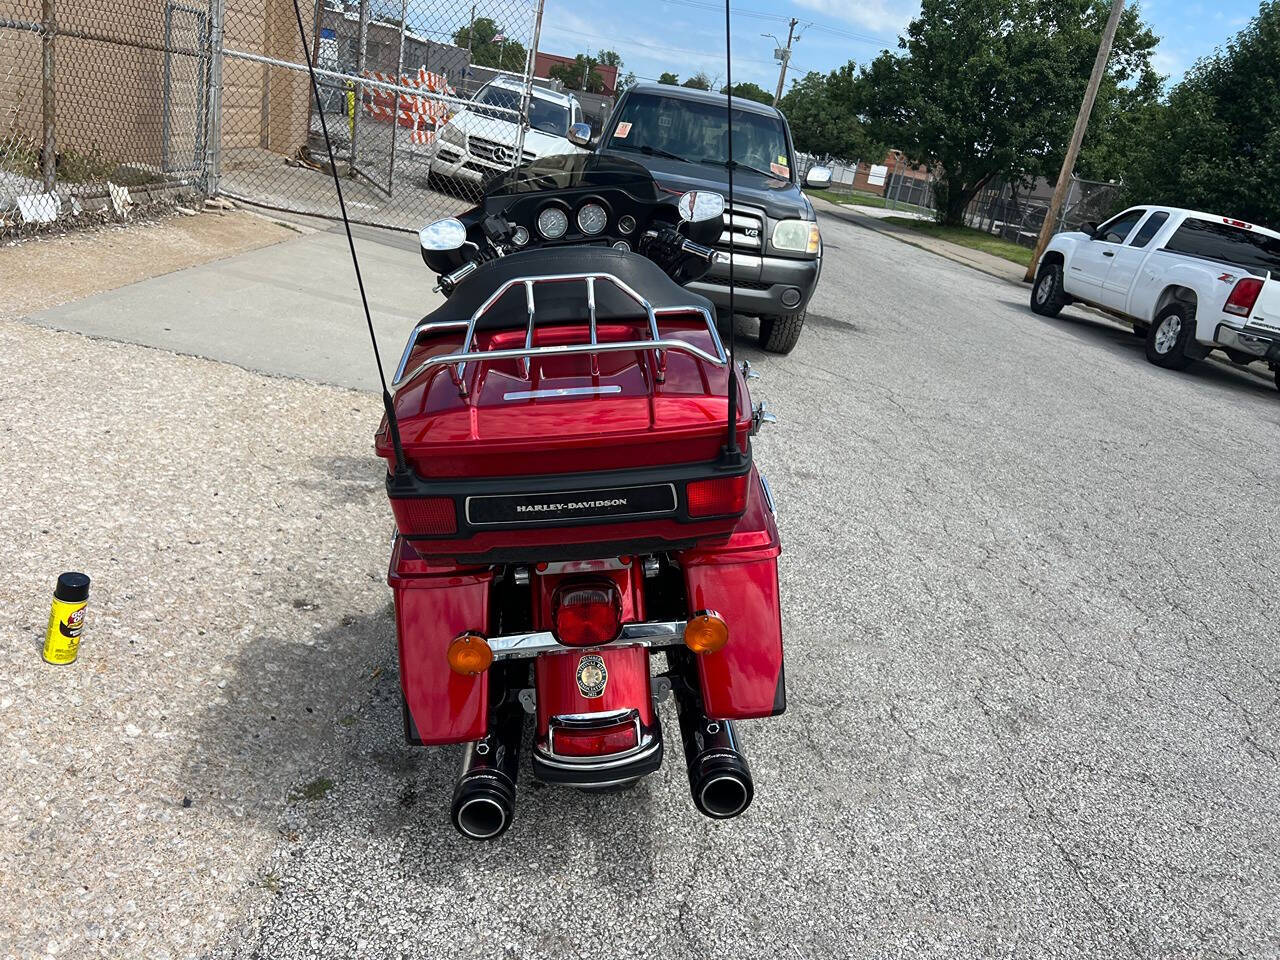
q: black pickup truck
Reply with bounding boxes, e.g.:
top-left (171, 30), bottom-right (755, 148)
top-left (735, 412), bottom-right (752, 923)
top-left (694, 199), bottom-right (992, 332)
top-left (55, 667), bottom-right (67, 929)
top-left (571, 82), bottom-right (825, 354)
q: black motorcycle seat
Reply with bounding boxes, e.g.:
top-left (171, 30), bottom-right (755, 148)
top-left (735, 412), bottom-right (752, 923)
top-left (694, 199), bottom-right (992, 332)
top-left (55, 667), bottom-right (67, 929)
top-left (424, 247), bottom-right (717, 332)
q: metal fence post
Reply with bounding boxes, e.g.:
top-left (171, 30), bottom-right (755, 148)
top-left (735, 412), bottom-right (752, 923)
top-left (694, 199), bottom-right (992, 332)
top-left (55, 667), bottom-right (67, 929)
top-left (40, 0), bottom-right (56, 194)
top-left (386, 0), bottom-right (408, 196)
top-left (204, 0), bottom-right (224, 196)
top-left (514, 0), bottom-right (545, 170)
top-left (350, 0), bottom-right (369, 171)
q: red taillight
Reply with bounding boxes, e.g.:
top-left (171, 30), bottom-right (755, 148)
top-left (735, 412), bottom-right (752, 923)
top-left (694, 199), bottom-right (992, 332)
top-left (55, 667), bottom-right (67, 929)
top-left (390, 496), bottom-right (457, 536)
top-left (552, 719), bottom-right (639, 756)
top-left (1225, 277), bottom-right (1264, 317)
top-left (686, 474), bottom-right (749, 518)
top-left (551, 579), bottom-right (622, 646)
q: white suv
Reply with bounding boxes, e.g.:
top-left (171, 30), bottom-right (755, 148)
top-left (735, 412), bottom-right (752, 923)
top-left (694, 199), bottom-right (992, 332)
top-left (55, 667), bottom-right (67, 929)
top-left (426, 77), bottom-right (588, 185)
top-left (1031, 206), bottom-right (1280, 391)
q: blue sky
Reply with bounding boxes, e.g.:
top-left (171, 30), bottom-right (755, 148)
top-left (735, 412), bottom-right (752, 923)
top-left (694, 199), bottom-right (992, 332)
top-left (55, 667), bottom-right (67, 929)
top-left (538, 0), bottom-right (1263, 93)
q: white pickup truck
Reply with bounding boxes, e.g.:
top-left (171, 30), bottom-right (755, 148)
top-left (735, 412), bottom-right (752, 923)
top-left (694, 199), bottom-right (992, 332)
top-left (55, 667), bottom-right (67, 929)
top-left (1030, 206), bottom-right (1280, 391)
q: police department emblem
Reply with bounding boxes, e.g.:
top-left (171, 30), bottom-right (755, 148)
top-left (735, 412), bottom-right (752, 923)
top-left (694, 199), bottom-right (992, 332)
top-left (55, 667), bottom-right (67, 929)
top-left (576, 654), bottom-right (608, 698)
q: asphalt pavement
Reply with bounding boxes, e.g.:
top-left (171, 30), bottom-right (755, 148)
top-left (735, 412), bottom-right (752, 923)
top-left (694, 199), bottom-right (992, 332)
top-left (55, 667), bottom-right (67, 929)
top-left (209, 211), bottom-right (1279, 958)
top-left (7, 208), bottom-right (1279, 959)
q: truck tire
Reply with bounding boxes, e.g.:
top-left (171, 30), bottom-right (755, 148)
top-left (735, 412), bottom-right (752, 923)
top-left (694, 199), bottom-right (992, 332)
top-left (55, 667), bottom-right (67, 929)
top-left (1145, 302), bottom-right (1197, 370)
top-left (1030, 262), bottom-right (1066, 317)
top-left (758, 312), bottom-right (805, 354)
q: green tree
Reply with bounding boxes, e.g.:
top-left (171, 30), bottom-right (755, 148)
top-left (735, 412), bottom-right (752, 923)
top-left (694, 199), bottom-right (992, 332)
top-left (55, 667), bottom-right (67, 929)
top-left (617, 70), bottom-right (638, 93)
top-left (1115, 1), bottom-right (1280, 225)
top-left (452, 17), bottom-right (527, 73)
top-left (682, 72), bottom-right (711, 90)
top-left (721, 81), bottom-right (774, 104)
top-left (779, 63), bottom-right (882, 164)
top-left (548, 54), bottom-right (606, 93)
top-left (859, 0), bottom-right (1159, 225)
top-left (658, 71), bottom-right (680, 85)
top-left (597, 50), bottom-right (623, 68)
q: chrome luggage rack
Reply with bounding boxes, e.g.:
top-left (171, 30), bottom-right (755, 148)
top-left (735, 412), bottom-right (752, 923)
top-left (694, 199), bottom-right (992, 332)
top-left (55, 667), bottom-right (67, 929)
top-left (391, 272), bottom-right (728, 397)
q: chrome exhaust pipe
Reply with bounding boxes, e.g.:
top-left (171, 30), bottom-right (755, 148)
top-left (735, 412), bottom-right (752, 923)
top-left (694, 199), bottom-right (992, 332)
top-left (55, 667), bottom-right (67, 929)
top-left (450, 706), bottom-right (522, 840)
top-left (675, 692), bottom-right (754, 820)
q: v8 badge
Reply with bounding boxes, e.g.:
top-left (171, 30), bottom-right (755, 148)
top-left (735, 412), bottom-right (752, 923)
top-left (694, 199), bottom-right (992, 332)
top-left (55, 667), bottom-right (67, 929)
top-left (576, 654), bottom-right (608, 698)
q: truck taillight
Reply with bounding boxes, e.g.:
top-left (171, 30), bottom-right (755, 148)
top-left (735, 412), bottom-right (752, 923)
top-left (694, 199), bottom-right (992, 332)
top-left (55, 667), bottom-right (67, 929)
top-left (390, 496), bottom-right (457, 536)
top-left (551, 579), bottom-right (623, 646)
top-left (1224, 277), bottom-right (1264, 317)
top-left (686, 474), bottom-right (749, 518)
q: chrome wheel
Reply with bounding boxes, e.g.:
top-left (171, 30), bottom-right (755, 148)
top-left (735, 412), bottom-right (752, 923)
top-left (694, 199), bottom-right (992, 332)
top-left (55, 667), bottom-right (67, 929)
top-left (1035, 274), bottom-right (1053, 304)
top-left (1153, 314), bottom-right (1182, 354)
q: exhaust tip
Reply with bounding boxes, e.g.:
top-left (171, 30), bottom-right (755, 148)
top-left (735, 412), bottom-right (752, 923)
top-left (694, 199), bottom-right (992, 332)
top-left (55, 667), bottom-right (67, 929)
top-left (455, 795), bottom-right (509, 840)
top-left (697, 774), bottom-right (752, 819)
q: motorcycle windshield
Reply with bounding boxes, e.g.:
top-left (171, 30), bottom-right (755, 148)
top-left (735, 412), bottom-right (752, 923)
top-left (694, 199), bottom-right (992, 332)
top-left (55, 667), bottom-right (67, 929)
top-left (483, 152), bottom-right (662, 200)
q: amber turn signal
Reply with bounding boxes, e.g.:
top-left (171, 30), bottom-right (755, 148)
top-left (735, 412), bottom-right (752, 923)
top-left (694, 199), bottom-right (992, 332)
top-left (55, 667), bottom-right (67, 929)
top-left (683, 611), bottom-right (729, 654)
top-left (447, 633), bottom-right (493, 675)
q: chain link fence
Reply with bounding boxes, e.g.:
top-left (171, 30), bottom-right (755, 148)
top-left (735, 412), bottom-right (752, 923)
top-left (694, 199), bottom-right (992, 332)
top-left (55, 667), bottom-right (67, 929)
top-left (215, 0), bottom-right (546, 231)
top-left (2, 0), bottom-right (555, 235)
top-left (1, 0), bottom-right (213, 233)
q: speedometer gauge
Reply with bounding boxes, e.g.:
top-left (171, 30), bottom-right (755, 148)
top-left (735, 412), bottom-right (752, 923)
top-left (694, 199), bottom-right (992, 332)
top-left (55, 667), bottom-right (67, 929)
top-left (537, 206), bottom-right (569, 239)
top-left (577, 203), bottom-right (608, 235)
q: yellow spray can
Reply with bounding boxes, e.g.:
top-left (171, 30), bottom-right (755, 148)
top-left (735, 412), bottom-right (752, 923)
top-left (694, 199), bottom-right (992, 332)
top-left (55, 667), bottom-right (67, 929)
top-left (43, 572), bottom-right (90, 665)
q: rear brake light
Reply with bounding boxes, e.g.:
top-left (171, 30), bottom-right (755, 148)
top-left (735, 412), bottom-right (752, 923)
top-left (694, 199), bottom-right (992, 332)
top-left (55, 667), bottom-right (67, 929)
top-left (686, 474), bottom-right (749, 518)
top-left (552, 719), bottom-right (639, 756)
top-left (551, 579), bottom-right (623, 646)
top-left (1225, 277), bottom-right (1264, 317)
top-left (390, 496), bottom-right (457, 536)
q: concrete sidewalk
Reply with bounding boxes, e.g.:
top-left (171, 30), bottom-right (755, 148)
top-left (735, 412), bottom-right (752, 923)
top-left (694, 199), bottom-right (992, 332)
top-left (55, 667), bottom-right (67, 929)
top-left (26, 219), bottom-right (444, 392)
top-left (810, 194), bottom-right (1030, 285)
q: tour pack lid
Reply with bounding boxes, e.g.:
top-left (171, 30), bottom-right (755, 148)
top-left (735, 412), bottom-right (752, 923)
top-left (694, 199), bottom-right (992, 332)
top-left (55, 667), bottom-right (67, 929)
top-left (54, 572), bottom-right (91, 603)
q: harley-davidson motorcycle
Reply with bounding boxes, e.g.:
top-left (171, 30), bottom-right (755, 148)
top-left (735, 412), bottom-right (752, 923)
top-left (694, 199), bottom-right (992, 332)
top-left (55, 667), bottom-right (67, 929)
top-left (377, 152), bottom-right (785, 839)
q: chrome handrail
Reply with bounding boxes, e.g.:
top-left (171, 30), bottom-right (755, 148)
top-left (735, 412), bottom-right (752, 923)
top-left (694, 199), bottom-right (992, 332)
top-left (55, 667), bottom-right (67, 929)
top-left (391, 271), bottom-right (727, 395)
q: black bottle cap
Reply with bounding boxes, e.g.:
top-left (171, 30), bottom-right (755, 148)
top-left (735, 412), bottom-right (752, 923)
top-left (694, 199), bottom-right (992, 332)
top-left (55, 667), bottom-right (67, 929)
top-left (54, 572), bottom-right (90, 603)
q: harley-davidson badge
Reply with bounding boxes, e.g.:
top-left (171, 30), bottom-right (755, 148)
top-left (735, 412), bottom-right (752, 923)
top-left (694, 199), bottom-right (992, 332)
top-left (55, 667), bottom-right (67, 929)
top-left (576, 654), bottom-right (608, 698)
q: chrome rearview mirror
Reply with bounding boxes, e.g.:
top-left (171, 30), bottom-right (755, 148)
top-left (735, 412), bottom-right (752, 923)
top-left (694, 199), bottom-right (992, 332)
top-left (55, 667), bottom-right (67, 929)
top-left (804, 165), bottom-right (833, 189)
top-left (419, 217), bottom-right (467, 252)
top-left (678, 190), bottom-right (726, 224)
top-left (567, 122), bottom-right (593, 148)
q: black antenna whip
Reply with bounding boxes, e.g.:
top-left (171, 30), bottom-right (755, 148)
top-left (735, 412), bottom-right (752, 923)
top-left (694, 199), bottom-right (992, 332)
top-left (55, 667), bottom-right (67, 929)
top-left (723, 0), bottom-right (740, 460)
top-left (289, 0), bottom-right (409, 476)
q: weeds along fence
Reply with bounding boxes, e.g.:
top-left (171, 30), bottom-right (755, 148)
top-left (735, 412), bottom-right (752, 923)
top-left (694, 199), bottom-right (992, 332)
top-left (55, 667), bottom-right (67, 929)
top-left (0, 0), bottom-right (213, 231)
top-left (0, 0), bottom-right (547, 234)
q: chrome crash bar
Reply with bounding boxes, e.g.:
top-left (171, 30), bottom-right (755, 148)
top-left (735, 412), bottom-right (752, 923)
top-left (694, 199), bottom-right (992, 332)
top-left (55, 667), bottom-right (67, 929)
top-left (487, 620), bottom-right (688, 661)
top-left (392, 272), bottom-right (727, 396)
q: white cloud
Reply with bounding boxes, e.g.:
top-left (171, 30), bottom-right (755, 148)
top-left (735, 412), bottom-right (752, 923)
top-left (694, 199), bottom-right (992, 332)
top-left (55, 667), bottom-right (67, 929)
top-left (792, 0), bottom-right (919, 36)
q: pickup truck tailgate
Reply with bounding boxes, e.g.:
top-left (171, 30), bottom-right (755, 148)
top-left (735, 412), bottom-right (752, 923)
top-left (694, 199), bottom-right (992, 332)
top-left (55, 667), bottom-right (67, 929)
top-left (1247, 279), bottom-right (1280, 335)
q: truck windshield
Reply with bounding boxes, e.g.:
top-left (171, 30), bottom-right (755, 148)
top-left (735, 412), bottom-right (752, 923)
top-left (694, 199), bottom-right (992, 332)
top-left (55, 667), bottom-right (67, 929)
top-left (607, 91), bottom-right (793, 181)
top-left (1163, 218), bottom-right (1280, 276)
top-left (474, 84), bottom-right (571, 137)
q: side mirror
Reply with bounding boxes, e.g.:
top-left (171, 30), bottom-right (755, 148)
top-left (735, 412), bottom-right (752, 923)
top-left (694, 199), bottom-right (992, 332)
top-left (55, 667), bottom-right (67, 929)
top-left (677, 190), bottom-right (726, 223)
top-left (1082, 220), bottom-right (1099, 239)
top-left (420, 217), bottom-right (467, 251)
top-left (419, 217), bottom-right (469, 273)
top-left (567, 122), bottom-right (593, 148)
top-left (804, 165), bottom-right (833, 189)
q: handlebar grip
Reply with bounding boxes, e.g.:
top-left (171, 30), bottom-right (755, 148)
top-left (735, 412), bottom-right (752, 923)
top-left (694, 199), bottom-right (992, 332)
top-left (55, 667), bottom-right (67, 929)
top-left (679, 238), bottom-right (717, 263)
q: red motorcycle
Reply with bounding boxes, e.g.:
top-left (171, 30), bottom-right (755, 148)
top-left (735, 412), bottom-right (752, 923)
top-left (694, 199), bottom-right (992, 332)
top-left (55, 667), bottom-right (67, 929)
top-left (376, 153), bottom-right (784, 839)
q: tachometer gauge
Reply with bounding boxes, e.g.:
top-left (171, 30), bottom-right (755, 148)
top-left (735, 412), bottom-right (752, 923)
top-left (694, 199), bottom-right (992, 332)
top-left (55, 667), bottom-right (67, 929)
top-left (511, 225), bottom-right (530, 246)
top-left (537, 206), bottom-right (569, 240)
top-left (617, 215), bottom-right (637, 235)
top-left (577, 202), bottom-right (608, 235)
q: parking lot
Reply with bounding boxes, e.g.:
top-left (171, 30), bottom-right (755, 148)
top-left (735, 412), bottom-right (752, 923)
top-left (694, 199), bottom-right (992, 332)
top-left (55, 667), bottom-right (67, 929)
top-left (4, 209), bottom-right (1279, 959)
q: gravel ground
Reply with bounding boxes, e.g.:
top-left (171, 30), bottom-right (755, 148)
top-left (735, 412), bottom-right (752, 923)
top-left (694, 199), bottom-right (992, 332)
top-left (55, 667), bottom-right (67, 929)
top-left (0, 320), bottom-right (390, 959)
top-left (5, 210), bottom-right (1280, 959)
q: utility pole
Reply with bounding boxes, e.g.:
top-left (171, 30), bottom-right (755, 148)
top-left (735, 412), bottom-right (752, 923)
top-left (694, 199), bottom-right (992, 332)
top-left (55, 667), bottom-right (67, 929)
top-left (1024, 0), bottom-right (1126, 282)
top-left (466, 4), bottom-right (475, 53)
top-left (768, 18), bottom-right (798, 106)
